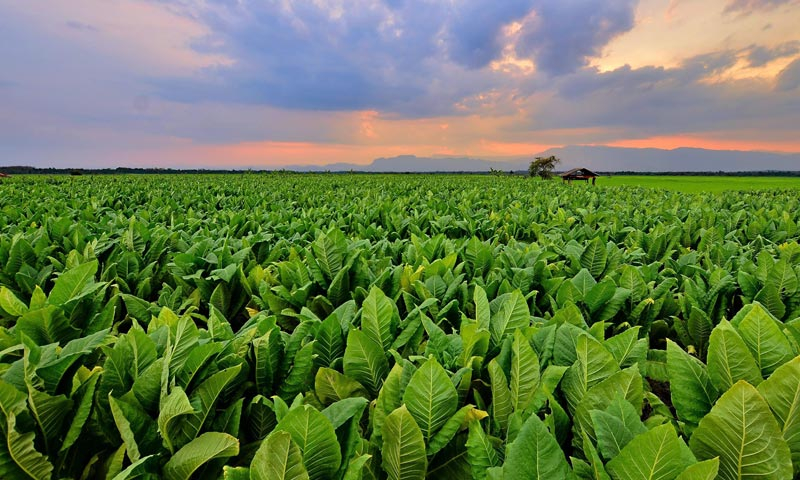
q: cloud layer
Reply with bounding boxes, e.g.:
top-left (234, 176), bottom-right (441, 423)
top-left (0, 0), bottom-right (799, 167)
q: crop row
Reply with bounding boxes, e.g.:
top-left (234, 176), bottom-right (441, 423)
top-left (0, 174), bottom-right (798, 479)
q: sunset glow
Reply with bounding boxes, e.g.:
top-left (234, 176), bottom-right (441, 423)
top-left (1, 0), bottom-right (799, 168)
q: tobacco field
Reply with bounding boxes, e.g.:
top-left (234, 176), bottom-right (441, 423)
top-left (1, 173), bottom-right (799, 480)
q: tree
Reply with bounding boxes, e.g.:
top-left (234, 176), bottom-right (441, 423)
top-left (528, 156), bottom-right (560, 179)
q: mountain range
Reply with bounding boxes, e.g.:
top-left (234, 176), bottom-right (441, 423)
top-left (293, 146), bottom-right (800, 172)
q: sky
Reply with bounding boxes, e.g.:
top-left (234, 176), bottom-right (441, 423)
top-left (1, 0), bottom-right (799, 168)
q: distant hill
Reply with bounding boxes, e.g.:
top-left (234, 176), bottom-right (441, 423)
top-left (294, 146), bottom-right (800, 172)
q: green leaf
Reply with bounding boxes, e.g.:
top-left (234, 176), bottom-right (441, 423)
top-left (581, 238), bottom-right (608, 278)
top-left (466, 421), bottom-right (499, 480)
top-left (754, 285), bottom-right (786, 319)
top-left (689, 380), bottom-right (792, 480)
top-left (314, 367), bottom-right (368, 405)
top-left (173, 365), bottom-right (242, 449)
top-left (381, 405), bottom-right (427, 480)
top-left (575, 366), bottom-right (643, 441)
top-left (4, 412), bottom-right (54, 480)
top-left (562, 334), bottom-right (618, 413)
top-left (343, 329), bottom-right (388, 397)
top-left (321, 397), bottom-right (368, 430)
top-left (767, 259), bottom-right (798, 295)
top-left (675, 458), bottom-right (719, 480)
top-left (110, 455), bottom-right (157, 480)
top-left (158, 387), bottom-right (194, 454)
top-left (757, 356), bottom-right (800, 474)
top-left (253, 328), bottom-right (283, 396)
top-left (502, 413), bottom-right (571, 479)
top-left (706, 320), bottom-right (762, 392)
top-left (402, 357), bottom-right (458, 442)
top-left (278, 341), bottom-right (315, 401)
top-left (0, 287), bottom-right (27, 317)
top-left (571, 269), bottom-right (598, 301)
top-left (488, 359), bottom-right (512, 432)
top-left (275, 405), bottom-right (342, 480)
top-left (510, 330), bottom-right (539, 413)
top-left (605, 327), bottom-right (647, 369)
top-left (109, 396), bottom-right (159, 463)
top-left (250, 430), bottom-right (309, 480)
top-left (736, 303), bottom-right (794, 376)
top-left (361, 287), bottom-right (396, 352)
top-left (590, 394), bottom-right (647, 461)
top-left (48, 259), bottom-right (98, 306)
top-left (163, 432), bottom-right (239, 480)
top-left (61, 377), bottom-right (99, 451)
top-left (26, 388), bottom-right (72, 454)
top-left (489, 290), bottom-right (529, 345)
top-left (474, 285), bottom-right (491, 331)
top-left (426, 405), bottom-right (483, 456)
top-left (666, 339), bottom-right (718, 425)
top-left (606, 424), bottom-right (688, 480)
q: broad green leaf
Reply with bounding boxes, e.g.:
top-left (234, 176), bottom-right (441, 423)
top-left (562, 334), bottom-right (619, 412)
top-left (666, 339), bottom-right (717, 425)
top-left (158, 387), bottom-right (194, 454)
top-left (250, 430), bottom-right (309, 480)
top-left (606, 424), bottom-right (687, 480)
top-left (488, 359), bottom-right (512, 432)
top-left (689, 381), bottom-right (792, 480)
top-left (466, 421), bottom-right (499, 480)
top-left (0, 287), bottom-right (27, 317)
top-left (581, 238), bottom-right (608, 278)
top-left (402, 357), bottom-right (458, 442)
top-left (706, 320), bottom-right (762, 392)
top-left (372, 363), bottom-right (405, 444)
top-left (4, 413), bottom-right (54, 480)
top-left (382, 405), bottom-right (427, 480)
top-left (109, 396), bottom-right (159, 463)
top-left (321, 397), bottom-right (369, 430)
top-left (26, 388), bottom-right (72, 454)
top-left (278, 341), bottom-right (315, 401)
top-left (343, 329), bottom-right (388, 397)
top-left (490, 290), bottom-right (529, 345)
top-left (253, 328), bottom-right (283, 395)
top-left (757, 356), bottom-right (800, 474)
top-left (163, 432), bottom-right (239, 480)
top-left (474, 285), bottom-right (491, 331)
top-left (510, 330), bottom-right (539, 412)
top-left (675, 458), bottom-right (719, 480)
top-left (173, 365), bottom-right (242, 449)
top-left (48, 260), bottom-right (98, 306)
top-left (275, 405), bottom-right (341, 480)
top-left (754, 285), bottom-right (786, 319)
top-left (314, 367), bottom-right (368, 405)
top-left (427, 405), bottom-right (484, 456)
top-left (361, 287), bottom-right (396, 352)
top-left (605, 327), bottom-right (647, 369)
top-left (590, 394), bottom-right (647, 461)
top-left (736, 303), bottom-right (794, 376)
top-left (575, 366), bottom-right (643, 440)
top-left (502, 413), bottom-right (571, 479)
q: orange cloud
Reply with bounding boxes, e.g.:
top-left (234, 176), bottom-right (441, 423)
top-left (605, 135), bottom-right (800, 153)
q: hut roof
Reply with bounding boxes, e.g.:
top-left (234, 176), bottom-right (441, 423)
top-left (560, 167), bottom-right (598, 178)
top-left (0, 173), bottom-right (10, 178)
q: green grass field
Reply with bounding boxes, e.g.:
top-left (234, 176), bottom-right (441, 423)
top-left (598, 175), bottom-right (800, 192)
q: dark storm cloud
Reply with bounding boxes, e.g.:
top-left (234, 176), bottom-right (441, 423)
top-left (776, 58), bottom-right (800, 90)
top-left (530, 51), bottom-right (800, 136)
top-left (746, 41), bottom-right (800, 67)
top-left (151, 0), bottom-right (641, 114)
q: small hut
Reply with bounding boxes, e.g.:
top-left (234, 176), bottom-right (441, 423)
top-left (560, 167), bottom-right (597, 185)
top-left (0, 173), bottom-right (9, 179)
